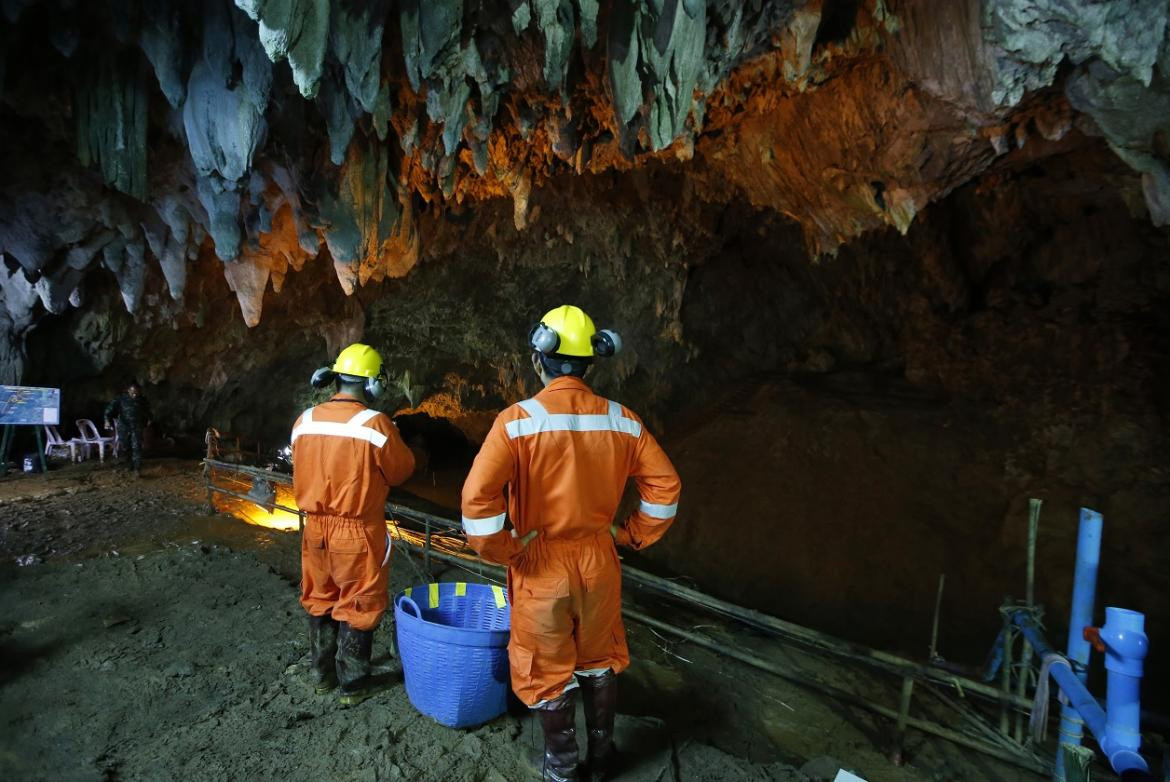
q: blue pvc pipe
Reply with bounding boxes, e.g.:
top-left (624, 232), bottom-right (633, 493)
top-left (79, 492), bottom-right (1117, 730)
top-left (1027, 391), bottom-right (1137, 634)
top-left (1056, 508), bottom-right (1103, 780)
top-left (1010, 609), bottom-right (1150, 777)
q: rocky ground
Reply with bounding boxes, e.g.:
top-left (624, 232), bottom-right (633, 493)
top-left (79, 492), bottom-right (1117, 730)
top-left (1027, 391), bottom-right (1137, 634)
top-left (0, 458), bottom-right (1050, 781)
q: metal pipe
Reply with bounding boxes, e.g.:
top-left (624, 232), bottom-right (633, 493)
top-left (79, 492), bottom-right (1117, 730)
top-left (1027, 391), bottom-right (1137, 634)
top-left (204, 483), bottom-right (304, 519)
top-left (1057, 508), bottom-right (1103, 780)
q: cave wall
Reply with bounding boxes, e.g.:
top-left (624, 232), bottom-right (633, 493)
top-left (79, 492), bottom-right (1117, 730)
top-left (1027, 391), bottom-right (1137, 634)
top-left (640, 143), bottom-right (1170, 701)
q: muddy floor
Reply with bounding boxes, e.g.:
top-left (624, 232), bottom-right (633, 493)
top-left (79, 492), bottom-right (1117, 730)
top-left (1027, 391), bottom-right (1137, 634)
top-left (0, 459), bottom-right (1052, 781)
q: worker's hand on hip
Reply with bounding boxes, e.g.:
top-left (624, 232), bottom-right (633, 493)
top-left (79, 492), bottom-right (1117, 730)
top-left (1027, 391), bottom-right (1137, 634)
top-left (518, 529), bottom-right (539, 548)
top-left (609, 523), bottom-right (618, 540)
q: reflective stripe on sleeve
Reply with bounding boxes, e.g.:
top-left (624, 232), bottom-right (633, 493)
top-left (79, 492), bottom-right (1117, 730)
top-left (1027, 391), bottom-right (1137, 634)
top-left (462, 512), bottom-right (506, 536)
top-left (639, 500), bottom-right (678, 519)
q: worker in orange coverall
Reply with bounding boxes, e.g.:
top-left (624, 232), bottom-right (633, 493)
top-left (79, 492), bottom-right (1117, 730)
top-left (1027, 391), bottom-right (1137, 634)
top-left (292, 343), bottom-right (415, 706)
top-left (461, 306), bottom-right (682, 782)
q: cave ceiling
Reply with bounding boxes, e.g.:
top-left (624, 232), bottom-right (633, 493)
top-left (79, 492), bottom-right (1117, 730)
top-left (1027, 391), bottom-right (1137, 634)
top-left (2, 0), bottom-right (1170, 385)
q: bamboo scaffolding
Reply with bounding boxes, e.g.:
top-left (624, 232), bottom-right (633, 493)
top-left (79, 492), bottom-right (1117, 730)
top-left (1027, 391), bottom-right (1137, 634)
top-left (202, 464), bottom-right (1051, 774)
top-left (386, 541), bottom-right (1050, 774)
top-left (203, 459), bottom-right (1035, 712)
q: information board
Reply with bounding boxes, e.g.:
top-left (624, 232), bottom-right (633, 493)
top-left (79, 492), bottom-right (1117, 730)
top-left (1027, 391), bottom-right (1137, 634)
top-left (0, 385), bottom-right (61, 426)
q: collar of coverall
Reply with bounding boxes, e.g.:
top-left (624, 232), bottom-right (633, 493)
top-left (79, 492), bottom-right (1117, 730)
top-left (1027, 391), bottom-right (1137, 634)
top-left (328, 392), bottom-right (366, 404)
top-left (542, 375), bottom-right (592, 394)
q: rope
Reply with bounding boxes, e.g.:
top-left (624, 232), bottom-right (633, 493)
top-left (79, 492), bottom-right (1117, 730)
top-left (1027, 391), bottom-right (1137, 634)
top-left (1031, 651), bottom-right (1072, 742)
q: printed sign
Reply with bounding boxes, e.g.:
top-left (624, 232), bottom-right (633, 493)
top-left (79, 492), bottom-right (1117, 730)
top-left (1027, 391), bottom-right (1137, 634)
top-left (0, 385), bottom-right (61, 426)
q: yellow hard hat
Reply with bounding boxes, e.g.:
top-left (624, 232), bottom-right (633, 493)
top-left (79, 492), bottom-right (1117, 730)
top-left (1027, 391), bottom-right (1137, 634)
top-left (532, 305), bottom-right (597, 357)
top-left (332, 343), bottom-right (383, 378)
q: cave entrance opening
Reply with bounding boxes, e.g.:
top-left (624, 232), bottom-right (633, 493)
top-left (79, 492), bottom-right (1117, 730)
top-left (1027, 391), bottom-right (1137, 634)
top-left (392, 411), bottom-right (478, 512)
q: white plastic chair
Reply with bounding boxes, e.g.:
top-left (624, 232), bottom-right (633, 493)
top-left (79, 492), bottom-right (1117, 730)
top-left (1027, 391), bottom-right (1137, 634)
top-left (44, 426), bottom-right (82, 462)
top-left (75, 419), bottom-right (116, 462)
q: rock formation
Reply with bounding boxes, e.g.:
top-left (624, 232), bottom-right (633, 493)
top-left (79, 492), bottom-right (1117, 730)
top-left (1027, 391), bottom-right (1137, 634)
top-left (4, 1), bottom-right (1170, 384)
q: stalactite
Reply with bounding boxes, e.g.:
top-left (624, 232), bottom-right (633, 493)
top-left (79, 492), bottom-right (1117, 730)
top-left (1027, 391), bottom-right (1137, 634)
top-left (2, 0), bottom-right (1170, 345)
top-left (75, 51), bottom-right (149, 200)
top-left (318, 132), bottom-right (414, 296)
top-left (139, 0), bottom-right (187, 108)
top-left (234, 0), bottom-right (330, 99)
top-left (182, 2), bottom-right (273, 260)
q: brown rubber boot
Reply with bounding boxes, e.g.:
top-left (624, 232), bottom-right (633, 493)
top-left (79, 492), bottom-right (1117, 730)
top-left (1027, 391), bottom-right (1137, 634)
top-left (523, 690), bottom-right (580, 781)
top-left (579, 671), bottom-right (618, 781)
top-left (307, 613), bottom-right (339, 694)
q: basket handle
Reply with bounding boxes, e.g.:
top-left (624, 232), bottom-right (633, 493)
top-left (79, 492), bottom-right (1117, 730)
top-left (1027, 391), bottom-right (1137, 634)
top-left (398, 595), bottom-right (421, 618)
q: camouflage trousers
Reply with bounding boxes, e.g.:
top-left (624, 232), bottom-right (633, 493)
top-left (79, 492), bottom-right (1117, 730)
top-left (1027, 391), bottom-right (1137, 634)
top-left (118, 426), bottom-right (144, 471)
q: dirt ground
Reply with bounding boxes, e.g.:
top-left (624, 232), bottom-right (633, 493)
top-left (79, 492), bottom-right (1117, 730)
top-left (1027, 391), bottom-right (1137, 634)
top-left (0, 459), bottom-right (1052, 781)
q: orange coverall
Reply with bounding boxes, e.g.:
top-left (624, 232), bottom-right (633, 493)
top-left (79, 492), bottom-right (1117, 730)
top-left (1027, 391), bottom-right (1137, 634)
top-left (461, 376), bottom-right (682, 705)
top-left (292, 394), bottom-right (415, 630)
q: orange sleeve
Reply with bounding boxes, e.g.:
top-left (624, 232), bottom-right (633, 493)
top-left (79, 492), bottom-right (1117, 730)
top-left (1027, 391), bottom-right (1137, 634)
top-left (460, 413), bottom-right (524, 566)
top-left (374, 416), bottom-right (416, 487)
top-left (616, 422), bottom-right (681, 551)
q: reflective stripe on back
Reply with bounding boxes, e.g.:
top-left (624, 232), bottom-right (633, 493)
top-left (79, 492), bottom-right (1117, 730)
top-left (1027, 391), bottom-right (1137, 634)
top-left (505, 397), bottom-right (642, 440)
top-left (348, 408), bottom-right (379, 427)
top-left (516, 398), bottom-right (548, 419)
top-left (291, 405), bottom-right (388, 448)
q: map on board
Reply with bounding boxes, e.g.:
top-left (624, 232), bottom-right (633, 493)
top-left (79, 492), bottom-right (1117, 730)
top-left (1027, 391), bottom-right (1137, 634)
top-left (0, 386), bottom-right (61, 426)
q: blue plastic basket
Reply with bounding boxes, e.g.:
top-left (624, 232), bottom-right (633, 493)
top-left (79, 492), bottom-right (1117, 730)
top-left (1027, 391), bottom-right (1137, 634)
top-left (394, 582), bottom-right (511, 728)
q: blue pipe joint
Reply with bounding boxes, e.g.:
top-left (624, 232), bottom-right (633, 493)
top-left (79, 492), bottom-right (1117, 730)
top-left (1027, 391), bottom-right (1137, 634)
top-left (1100, 607), bottom-right (1149, 678)
top-left (1098, 607), bottom-right (1149, 769)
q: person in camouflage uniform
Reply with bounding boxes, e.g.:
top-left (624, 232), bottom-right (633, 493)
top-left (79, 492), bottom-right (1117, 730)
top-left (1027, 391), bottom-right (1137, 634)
top-left (104, 381), bottom-right (152, 473)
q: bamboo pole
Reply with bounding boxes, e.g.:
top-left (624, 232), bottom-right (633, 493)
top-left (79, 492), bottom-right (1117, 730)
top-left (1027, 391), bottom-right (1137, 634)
top-left (1060, 744), bottom-right (1094, 782)
top-left (929, 574), bottom-right (946, 661)
top-left (1014, 498), bottom-right (1042, 742)
top-left (622, 607), bottom-right (1051, 776)
top-left (891, 676), bottom-right (916, 765)
top-left (1000, 618), bottom-right (1015, 735)
top-left (620, 563), bottom-right (1035, 711)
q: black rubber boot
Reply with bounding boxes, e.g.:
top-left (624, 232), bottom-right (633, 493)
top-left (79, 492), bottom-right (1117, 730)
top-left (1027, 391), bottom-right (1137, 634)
top-left (336, 622), bottom-right (394, 706)
top-left (579, 671), bottom-right (619, 781)
top-left (525, 690), bottom-right (580, 781)
top-left (308, 613), bottom-right (339, 694)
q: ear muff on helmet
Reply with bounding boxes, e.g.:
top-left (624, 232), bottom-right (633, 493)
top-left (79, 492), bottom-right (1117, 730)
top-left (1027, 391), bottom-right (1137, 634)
top-left (529, 322), bottom-right (561, 355)
top-left (365, 371), bottom-right (387, 400)
top-left (310, 367), bottom-right (336, 388)
top-left (591, 329), bottom-right (622, 358)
